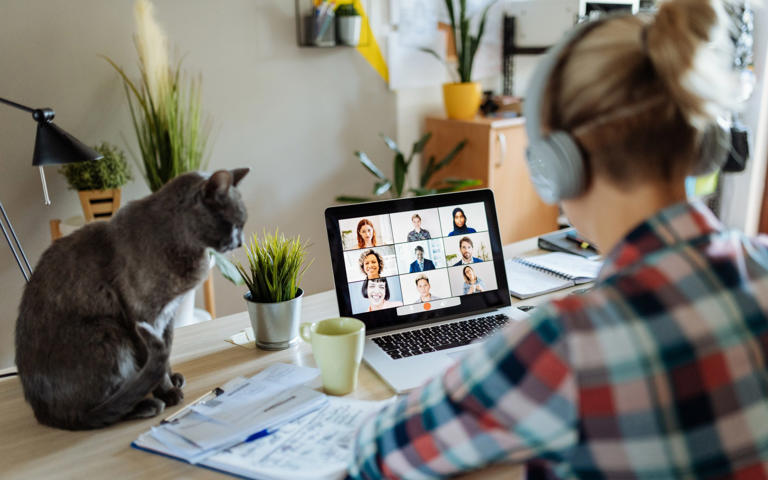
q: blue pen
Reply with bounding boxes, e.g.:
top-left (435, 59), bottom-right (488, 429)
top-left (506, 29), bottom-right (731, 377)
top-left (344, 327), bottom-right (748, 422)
top-left (245, 428), bottom-right (277, 442)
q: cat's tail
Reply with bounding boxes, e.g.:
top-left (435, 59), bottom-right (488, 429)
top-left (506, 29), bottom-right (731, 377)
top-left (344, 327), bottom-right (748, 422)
top-left (80, 326), bottom-right (169, 429)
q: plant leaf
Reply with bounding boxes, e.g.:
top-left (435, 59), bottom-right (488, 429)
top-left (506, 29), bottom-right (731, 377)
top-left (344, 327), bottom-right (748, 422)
top-left (355, 151), bottom-right (387, 180)
top-left (420, 155), bottom-right (437, 188)
top-left (335, 195), bottom-right (374, 203)
top-left (374, 181), bottom-right (392, 196)
top-left (406, 132), bottom-right (432, 168)
top-left (394, 153), bottom-right (406, 197)
top-left (433, 139), bottom-right (467, 172)
top-left (379, 134), bottom-right (401, 155)
top-left (437, 178), bottom-right (482, 189)
top-left (209, 249), bottom-right (244, 285)
top-left (409, 187), bottom-right (437, 196)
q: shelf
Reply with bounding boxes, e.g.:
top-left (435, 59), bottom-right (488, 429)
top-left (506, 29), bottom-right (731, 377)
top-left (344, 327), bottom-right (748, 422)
top-left (294, 0), bottom-right (373, 48)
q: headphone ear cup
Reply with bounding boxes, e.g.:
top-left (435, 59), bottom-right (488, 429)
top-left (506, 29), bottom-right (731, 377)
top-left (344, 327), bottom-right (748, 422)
top-left (526, 130), bottom-right (586, 204)
top-left (693, 121), bottom-right (730, 175)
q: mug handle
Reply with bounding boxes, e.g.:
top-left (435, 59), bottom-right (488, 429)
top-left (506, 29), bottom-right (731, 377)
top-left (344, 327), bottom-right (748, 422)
top-left (299, 322), bottom-right (313, 343)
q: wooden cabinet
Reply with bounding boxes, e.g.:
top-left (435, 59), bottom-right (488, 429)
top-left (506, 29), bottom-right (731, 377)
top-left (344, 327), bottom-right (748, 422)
top-left (422, 116), bottom-right (558, 244)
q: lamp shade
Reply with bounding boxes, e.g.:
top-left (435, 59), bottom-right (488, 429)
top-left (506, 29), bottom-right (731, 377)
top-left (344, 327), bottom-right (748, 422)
top-left (32, 121), bottom-right (102, 166)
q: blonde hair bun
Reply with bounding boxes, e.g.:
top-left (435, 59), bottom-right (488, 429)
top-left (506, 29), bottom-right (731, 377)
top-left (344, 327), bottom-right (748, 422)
top-left (645, 0), bottom-right (738, 128)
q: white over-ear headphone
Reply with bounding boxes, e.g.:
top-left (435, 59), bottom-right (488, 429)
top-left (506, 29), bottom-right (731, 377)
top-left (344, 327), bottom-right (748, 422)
top-left (523, 19), bottom-right (731, 205)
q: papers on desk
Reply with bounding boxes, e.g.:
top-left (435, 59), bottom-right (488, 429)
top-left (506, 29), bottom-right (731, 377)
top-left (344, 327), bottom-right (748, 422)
top-left (132, 363), bottom-right (388, 480)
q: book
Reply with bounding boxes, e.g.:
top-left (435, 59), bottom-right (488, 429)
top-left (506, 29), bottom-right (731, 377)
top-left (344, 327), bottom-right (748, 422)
top-left (538, 228), bottom-right (601, 260)
top-left (505, 252), bottom-right (602, 299)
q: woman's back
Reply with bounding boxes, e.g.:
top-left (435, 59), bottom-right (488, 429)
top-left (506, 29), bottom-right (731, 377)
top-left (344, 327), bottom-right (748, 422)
top-left (549, 201), bottom-right (768, 478)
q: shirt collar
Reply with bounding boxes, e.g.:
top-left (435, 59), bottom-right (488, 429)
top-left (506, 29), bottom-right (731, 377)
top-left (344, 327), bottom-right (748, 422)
top-left (598, 201), bottom-right (724, 280)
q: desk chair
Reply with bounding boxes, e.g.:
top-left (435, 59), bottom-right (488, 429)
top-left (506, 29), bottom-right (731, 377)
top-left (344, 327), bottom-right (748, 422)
top-left (49, 218), bottom-right (216, 319)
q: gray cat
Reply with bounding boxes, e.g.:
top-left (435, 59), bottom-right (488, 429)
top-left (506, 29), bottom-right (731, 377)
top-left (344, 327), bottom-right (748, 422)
top-left (15, 168), bottom-right (249, 430)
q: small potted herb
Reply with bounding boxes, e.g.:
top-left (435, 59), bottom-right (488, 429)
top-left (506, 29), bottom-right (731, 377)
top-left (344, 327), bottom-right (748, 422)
top-left (58, 142), bottom-right (132, 220)
top-left (336, 3), bottom-right (361, 46)
top-left (236, 230), bottom-right (313, 350)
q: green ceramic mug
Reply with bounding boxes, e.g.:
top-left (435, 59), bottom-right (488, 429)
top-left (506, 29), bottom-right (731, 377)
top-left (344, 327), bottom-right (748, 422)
top-left (300, 317), bottom-right (365, 395)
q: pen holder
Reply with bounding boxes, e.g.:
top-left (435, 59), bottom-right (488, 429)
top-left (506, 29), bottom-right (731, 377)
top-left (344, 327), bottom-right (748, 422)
top-left (305, 13), bottom-right (335, 47)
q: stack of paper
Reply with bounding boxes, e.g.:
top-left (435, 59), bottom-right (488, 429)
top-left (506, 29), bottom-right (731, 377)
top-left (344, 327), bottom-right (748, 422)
top-left (132, 363), bottom-right (391, 480)
top-left (138, 364), bottom-right (326, 463)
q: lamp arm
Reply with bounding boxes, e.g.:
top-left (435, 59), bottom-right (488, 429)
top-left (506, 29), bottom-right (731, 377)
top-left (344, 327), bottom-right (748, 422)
top-left (0, 97), bottom-right (55, 122)
top-left (0, 200), bottom-right (31, 283)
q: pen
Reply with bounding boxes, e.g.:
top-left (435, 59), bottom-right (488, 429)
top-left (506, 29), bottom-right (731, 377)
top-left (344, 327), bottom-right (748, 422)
top-left (160, 386), bottom-right (225, 424)
top-left (565, 232), bottom-right (595, 251)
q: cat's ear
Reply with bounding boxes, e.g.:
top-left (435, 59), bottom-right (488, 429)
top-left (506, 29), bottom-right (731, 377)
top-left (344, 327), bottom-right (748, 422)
top-left (231, 168), bottom-right (249, 187)
top-left (203, 170), bottom-right (233, 204)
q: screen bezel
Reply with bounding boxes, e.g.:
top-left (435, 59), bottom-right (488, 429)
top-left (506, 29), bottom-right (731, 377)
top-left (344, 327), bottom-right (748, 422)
top-left (325, 189), bottom-right (510, 334)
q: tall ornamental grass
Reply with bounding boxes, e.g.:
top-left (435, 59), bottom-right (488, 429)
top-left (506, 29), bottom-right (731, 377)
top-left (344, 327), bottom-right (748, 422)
top-left (104, 0), bottom-right (210, 192)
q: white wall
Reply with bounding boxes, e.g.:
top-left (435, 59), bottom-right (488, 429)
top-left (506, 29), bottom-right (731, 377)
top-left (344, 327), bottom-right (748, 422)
top-left (0, 0), bottom-right (395, 370)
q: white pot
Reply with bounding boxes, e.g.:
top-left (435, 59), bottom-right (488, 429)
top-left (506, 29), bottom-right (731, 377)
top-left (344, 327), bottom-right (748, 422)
top-left (173, 256), bottom-right (215, 328)
top-left (336, 16), bottom-right (361, 46)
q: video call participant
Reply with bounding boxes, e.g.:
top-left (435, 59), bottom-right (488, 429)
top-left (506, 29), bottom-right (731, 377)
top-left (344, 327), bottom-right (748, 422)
top-left (356, 218), bottom-right (377, 248)
top-left (461, 266), bottom-right (484, 295)
top-left (350, 1), bottom-right (768, 478)
top-left (453, 236), bottom-right (482, 266)
top-left (406, 213), bottom-right (431, 241)
top-left (414, 275), bottom-right (439, 303)
top-left (358, 249), bottom-right (383, 280)
top-left (408, 245), bottom-right (435, 273)
top-left (447, 207), bottom-right (476, 236)
top-left (361, 277), bottom-right (402, 312)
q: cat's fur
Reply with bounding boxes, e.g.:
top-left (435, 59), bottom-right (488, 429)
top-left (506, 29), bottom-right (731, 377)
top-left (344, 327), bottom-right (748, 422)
top-left (15, 169), bottom-right (248, 430)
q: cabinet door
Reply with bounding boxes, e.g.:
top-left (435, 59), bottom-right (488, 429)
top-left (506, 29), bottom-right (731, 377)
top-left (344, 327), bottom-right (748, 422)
top-left (489, 126), bottom-right (559, 243)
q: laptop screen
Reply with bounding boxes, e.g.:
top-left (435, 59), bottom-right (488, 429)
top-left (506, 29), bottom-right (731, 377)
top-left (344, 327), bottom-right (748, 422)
top-left (325, 190), bottom-right (510, 334)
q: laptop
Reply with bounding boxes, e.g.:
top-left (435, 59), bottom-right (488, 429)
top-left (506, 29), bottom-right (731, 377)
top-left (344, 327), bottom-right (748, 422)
top-left (325, 189), bottom-right (529, 393)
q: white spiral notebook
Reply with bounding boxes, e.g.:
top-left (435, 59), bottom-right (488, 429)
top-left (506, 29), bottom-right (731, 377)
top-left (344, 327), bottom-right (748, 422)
top-left (505, 252), bottom-right (602, 299)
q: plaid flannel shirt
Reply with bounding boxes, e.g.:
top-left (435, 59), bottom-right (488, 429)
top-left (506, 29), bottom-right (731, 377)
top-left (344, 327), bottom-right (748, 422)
top-left (349, 201), bottom-right (768, 479)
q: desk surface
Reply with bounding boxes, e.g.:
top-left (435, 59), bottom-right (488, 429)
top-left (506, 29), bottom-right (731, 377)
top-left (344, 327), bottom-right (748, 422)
top-left (0, 237), bottom-right (576, 479)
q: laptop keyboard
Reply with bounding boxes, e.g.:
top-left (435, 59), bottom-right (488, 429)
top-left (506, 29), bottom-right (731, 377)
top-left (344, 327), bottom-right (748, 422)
top-left (372, 314), bottom-right (510, 359)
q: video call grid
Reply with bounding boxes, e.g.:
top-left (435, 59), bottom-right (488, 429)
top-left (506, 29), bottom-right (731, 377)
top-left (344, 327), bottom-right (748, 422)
top-left (340, 204), bottom-right (498, 312)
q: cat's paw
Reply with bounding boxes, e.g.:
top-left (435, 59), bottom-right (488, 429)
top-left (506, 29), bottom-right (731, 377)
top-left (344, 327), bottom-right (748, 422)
top-left (170, 372), bottom-right (185, 389)
top-left (155, 386), bottom-right (184, 407)
top-left (124, 398), bottom-right (166, 420)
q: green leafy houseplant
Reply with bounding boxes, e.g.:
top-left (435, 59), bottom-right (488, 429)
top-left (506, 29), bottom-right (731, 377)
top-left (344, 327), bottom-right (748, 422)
top-left (236, 230), bottom-right (314, 303)
top-left (103, 0), bottom-right (210, 193)
top-left (335, 132), bottom-right (480, 203)
top-left (424, 0), bottom-right (497, 83)
top-left (59, 142), bottom-right (132, 191)
top-left (335, 3), bottom-right (359, 16)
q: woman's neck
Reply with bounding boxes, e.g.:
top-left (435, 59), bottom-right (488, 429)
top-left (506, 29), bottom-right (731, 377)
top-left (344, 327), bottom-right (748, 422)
top-left (565, 177), bottom-right (687, 255)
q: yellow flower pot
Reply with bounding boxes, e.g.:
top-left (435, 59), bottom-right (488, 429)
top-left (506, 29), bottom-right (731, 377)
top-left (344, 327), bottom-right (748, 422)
top-left (442, 82), bottom-right (482, 120)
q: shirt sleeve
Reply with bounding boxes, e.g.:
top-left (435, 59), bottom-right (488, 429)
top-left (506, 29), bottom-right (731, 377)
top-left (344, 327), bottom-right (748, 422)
top-left (348, 306), bottom-right (577, 479)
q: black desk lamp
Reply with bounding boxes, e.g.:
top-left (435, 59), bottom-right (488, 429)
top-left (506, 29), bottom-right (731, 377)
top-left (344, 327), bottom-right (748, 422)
top-left (0, 96), bottom-right (103, 282)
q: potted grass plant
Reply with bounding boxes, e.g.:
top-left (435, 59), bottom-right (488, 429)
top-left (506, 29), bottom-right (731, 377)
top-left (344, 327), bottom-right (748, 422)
top-left (424, 0), bottom-right (498, 119)
top-left (236, 230), bottom-right (313, 350)
top-left (59, 142), bottom-right (132, 221)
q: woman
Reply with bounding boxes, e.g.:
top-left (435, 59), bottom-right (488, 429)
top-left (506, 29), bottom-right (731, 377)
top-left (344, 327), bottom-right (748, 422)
top-left (356, 219), bottom-right (376, 248)
top-left (447, 207), bottom-right (476, 236)
top-left (350, 1), bottom-right (768, 479)
top-left (361, 277), bottom-right (402, 312)
top-left (461, 266), bottom-right (485, 295)
top-left (358, 250), bottom-right (383, 280)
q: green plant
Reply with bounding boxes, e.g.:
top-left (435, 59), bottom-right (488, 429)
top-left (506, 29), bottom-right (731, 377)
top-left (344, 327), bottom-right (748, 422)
top-left (103, 0), bottom-right (210, 193)
top-left (424, 0), bottom-right (498, 83)
top-left (59, 142), bottom-right (132, 191)
top-left (335, 132), bottom-right (480, 203)
top-left (235, 230), bottom-right (314, 303)
top-left (335, 3), bottom-right (359, 16)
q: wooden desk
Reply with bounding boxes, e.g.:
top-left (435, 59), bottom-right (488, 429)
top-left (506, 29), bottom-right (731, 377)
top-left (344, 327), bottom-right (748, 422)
top-left (0, 237), bottom-right (573, 479)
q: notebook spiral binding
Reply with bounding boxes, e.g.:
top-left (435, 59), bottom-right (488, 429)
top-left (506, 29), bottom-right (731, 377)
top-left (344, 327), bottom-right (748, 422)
top-left (513, 257), bottom-right (574, 281)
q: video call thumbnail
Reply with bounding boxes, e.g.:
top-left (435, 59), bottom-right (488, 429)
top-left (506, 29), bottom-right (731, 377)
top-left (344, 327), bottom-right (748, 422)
top-left (340, 202), bottom-right (500, 315)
